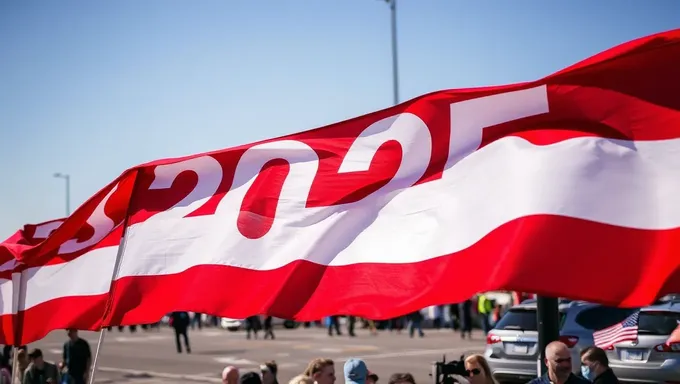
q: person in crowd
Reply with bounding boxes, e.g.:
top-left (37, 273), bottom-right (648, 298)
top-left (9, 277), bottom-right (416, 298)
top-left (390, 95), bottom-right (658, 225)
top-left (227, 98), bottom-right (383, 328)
top-left (464, 354), bottom-right (498, 384)
top-left (260, 361), bottom-right (278, 384)
top-left (13, 348), bottom-right (29, 384)
top-left (303, 358), bottom-right (336, 384)
top-left (407, 311), bottom-right (425, 338)
top-left (60, 330), bottom-right (91, 384)
top-left (24, 349), bottom-right (59, 384)
top-left (0, 355), bottom-right (11, 384)
top-left (343, 358), bottom-right (367, 384)
top-left (327, 316), bottom-right (341, 337)
top-left (387, 373), bottom-right (416, 384)
top-left (477, 294), bottom-right (493, 335)
top-left (170, 311), bottom-right (191, 353)
top-left (347, 316), bottom-right (357, 337)
top-left (366, 372), bottom-right (379, 384)
top-left (459, 300), bottom-right (473, 339)
top-left (288, 375), bottom-right (313, 384)
top-left (222, 366), bottom-right (239, 384)
top-left (192, 312), bottom-right (203, 330)
top-left (528, 341), bottom-right (589, 384)
top-left (240, 372), bottom-right (262, 384)
top-left (246, 316), bottom-right (262, 340)
top-left (365, 319), bottom-right (378, 336)
top-left (580, 346), bottom-right (619, 383)
top-left (263, 317), bottom-right (275, 340)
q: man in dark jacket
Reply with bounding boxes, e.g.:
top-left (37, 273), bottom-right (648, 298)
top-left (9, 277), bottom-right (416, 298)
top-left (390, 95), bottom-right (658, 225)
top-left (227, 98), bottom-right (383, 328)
top-left (61, 330), bottom-right (91, 384)
top-left (579, 346), bottom-right (619, 383)
top-left (170, 311), bottom-right (191, 353)
top-left (528, 341), bottom-right (589, 384)
top-left (24, 349), bottom-right (59, 384)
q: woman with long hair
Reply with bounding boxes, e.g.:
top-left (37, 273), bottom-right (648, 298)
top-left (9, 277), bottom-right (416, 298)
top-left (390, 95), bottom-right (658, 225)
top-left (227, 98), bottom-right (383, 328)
top-left (464, 354), bottom-right (498, 384)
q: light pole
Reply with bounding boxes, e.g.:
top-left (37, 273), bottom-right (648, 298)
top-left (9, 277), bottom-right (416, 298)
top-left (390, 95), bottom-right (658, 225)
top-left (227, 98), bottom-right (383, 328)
top-left (53, 172), bottom-right (71, 216)
top-left (383, 0), bottom-right (399, 106)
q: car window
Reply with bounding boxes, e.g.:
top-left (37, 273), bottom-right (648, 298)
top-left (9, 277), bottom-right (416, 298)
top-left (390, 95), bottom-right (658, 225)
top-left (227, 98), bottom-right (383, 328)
top-left (574, 306), bottom-right (638, 331)
top-left (638, 311), bottom-right (680, 335)
top-left (494, 308), bottom-right (566, 331)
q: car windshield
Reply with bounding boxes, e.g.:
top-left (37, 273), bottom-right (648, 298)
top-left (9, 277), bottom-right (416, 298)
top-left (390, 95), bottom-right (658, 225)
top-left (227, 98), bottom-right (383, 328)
top-left (638, 311), bottom-right (680, 335)
top-left (494, 308), bottom-right (566, 331)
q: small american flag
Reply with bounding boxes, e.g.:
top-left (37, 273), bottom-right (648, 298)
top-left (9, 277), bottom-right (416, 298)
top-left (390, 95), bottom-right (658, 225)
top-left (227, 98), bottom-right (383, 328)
top-left (593, 311), bottom-right (639, 350)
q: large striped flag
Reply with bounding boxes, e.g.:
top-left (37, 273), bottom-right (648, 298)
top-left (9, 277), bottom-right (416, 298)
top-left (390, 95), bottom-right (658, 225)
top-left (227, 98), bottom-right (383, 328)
top-left (2, 28), bottom-right (680, 345)
top-left (593, 312), bottom-right (640, 350)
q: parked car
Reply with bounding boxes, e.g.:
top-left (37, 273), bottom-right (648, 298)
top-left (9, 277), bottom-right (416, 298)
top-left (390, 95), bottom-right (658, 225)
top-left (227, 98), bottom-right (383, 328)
top-left (607, 300), bottom-right (680, 382)
top-left (219, 316), bottom-right (298, 331)
top-left (221, 318), bottom-right (243, 331)
top-left (485, 300), bottom-right (637, 383)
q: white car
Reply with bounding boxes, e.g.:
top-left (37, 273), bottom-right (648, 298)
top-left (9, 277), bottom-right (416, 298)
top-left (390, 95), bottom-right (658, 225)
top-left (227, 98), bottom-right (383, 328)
top-left (220, 318), bottom-right (243, 331)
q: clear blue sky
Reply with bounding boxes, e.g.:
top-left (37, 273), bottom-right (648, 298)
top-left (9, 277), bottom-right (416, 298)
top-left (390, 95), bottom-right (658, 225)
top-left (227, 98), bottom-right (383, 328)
top-left (1, 0), bottom-right (678, 239)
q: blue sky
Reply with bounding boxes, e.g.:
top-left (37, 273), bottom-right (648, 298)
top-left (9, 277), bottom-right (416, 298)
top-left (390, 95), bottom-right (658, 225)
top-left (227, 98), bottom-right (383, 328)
top-left (1, 0), bottom-right (678, 239)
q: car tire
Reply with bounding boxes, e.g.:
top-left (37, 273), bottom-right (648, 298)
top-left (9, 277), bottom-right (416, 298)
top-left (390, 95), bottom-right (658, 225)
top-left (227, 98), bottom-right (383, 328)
top-left (283, 320), bottom-right (297, 329)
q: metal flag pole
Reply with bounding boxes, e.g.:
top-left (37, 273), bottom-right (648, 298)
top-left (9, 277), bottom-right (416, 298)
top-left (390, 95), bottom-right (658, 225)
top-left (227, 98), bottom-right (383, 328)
top-left (382, 0), bottom-right (400, 106)
top-left (87, 231), bottom-right (129, 384)
top-left (87, 174), bottom-right (139, 384)
top-left (10, 271), bottom-right (22, 382)
top-left (536, 296), bottom-right (560, 376)
top-left (389, 0), bottom-right (399, 106)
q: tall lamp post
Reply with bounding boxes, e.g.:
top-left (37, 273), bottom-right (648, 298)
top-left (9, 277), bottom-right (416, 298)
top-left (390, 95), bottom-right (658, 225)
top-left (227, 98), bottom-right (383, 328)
top-left (383, 0), bottom-right (399, 106)
top-left (53, 172), bottom-right (71, 216)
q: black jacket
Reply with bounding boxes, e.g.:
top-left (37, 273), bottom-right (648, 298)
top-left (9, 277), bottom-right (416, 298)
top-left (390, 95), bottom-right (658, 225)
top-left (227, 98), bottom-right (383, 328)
top-left (593, 368), bottom-right (619, 384)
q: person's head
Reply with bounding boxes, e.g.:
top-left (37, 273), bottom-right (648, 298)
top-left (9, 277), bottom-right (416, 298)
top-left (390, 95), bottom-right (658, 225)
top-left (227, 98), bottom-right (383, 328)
top-left (261, 361), bottom-right (278, 384)
top-left (240, 372), bottom-right (263, 384)
top-left (16, 349), bottom-right (27, 366)
top-left (222, 366), bottom-right (240, 384)
top-left (67, 329), bottom-right (78, 341)
top-left (464, 354), bottom-right (496, 384)
top-left (367, 372), bottom-right (379, 384)
top-left (387, 373), bottom-right (416, 384)
top-left (303, 358), bottom-right (335, 384)
top-left (580, 346), bottom-right (609, 381)
top-left (545, 341), bottom-right (572, 381)
top-left (288, 375), bottom-right (314, 384)
top-left (344, 358), bottom-right (368, 384)
top-left (28, 349), bottom-right (44, 369)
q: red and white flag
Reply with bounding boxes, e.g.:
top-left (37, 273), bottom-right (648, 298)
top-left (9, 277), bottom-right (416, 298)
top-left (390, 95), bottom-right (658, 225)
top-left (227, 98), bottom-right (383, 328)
top-left (3, 28), bottom-right (680, 345)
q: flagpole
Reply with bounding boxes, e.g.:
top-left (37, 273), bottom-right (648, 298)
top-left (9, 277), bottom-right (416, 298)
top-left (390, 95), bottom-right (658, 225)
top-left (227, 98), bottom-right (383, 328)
top-left (388, 0), bottom-right (399, 106)
top-left (10, 270), bottom-right (23, 382)
top-left (87, 174), bottom-right (139, 384)
top-left (87, 230), bottom-right (129, 384)
top-left (536, 296), bottom-right (560, 376)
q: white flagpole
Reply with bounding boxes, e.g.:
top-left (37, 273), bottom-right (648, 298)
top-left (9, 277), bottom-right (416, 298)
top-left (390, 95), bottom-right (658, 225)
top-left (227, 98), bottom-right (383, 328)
top-left (10, 270), bottom-right (22, 382)
top-left (87, 231), bottom-right (129, 384)
top-left (87, 200), bottom-right (134, 384)
top-left (10, 347), bottom-right (18, 383)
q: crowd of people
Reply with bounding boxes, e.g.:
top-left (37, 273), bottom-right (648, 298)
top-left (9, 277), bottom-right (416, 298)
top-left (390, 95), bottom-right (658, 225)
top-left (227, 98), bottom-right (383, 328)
top-left (219, 340), bottom-right (620, 384)
top-left (1, 329), bottom-right (92, 384)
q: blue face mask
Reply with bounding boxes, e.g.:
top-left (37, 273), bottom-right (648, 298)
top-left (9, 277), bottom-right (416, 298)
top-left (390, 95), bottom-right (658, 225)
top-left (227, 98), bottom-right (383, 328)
top-left (580, 364), bottom-right (595, 381)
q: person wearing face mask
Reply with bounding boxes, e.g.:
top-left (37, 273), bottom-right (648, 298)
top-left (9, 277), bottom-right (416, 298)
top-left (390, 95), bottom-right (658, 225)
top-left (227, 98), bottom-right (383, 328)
top-left (527, 341), bottom-right (589, 384)
top-left (579, 347), bottom-right (619, 383)
top-left (464, 354), bottom-right (498, 384)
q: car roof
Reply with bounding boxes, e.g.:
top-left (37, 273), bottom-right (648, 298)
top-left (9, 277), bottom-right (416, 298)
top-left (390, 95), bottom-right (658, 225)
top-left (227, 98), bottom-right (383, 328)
top-left (511, 299), bottom-right (589, 311)
top-left (640, 300), bottom-right (680, 313)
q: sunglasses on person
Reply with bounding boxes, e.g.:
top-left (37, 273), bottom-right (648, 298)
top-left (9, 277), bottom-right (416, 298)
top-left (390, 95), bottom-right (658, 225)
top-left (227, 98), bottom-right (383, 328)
top-left (466, 368), bottom-right (481, 376)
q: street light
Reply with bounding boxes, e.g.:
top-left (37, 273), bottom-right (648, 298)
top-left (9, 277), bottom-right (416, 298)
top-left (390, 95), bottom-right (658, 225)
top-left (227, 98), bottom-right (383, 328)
top-left (382, 0), bottom-right (399, 106)
top-left (53, 172), bottom-right (71, 216)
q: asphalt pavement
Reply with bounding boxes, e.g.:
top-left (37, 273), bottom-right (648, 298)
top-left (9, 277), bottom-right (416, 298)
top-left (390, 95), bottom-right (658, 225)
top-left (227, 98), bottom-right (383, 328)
top-left (34, 325), bottom-right (486, 384)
